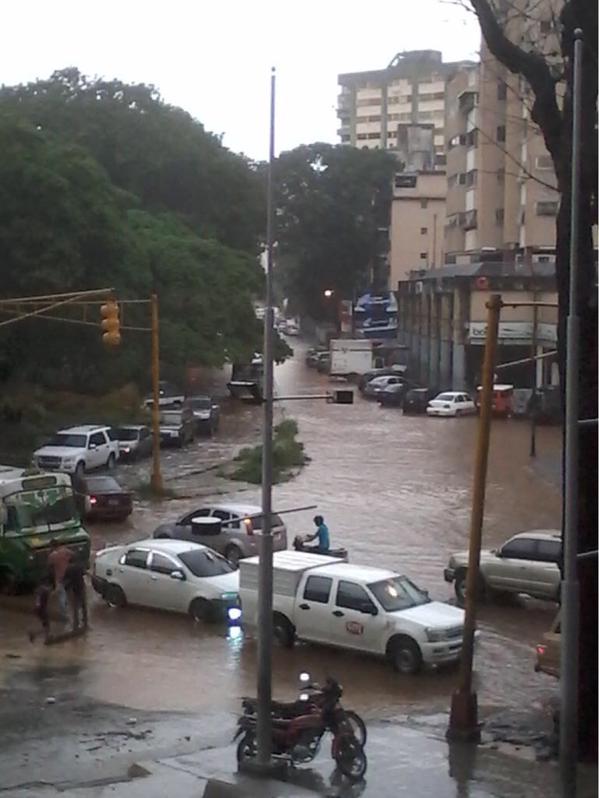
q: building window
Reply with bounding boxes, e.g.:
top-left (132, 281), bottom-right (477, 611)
top-left (395, 174), bottom-right (417, 189)
top-left (458, 173), bottom-right (467, 186)
top-left (420, 227), bottom-right (428, 235)
top-left (536, 200), bottom-right (559, 216)
top-left (420, 252), bottom-right (427, 259)
top-left (465, 169), bottom-right (478, 187)
top-left (497, 81), bottom-right (507, 100)
top-left (540, 19), bottom-right (552, 34)
top-left (495, 208), bottom-right (505, 225)
top-left (435, 154), bottom-right (447, 166)
top-left (535, 155), bottom-right (553, 170)
top-left (465, 129), bottom-right (478, 147)
top-left (497, 125), bottom-right (506, 143)
top-left (420, 199), bottom-right (428, 209)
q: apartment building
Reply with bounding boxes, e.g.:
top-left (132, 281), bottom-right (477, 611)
top-left (444, 42), bottom-right (560, 260)
top-left (390, 170), bottom-right (446, 286)
top-left (337, 50), bottom-right (475, 161)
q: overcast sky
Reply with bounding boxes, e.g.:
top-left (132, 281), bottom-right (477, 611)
top-left (4, 0), bottom-right (481, 160)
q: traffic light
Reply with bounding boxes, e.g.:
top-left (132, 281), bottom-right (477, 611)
top-left (100, 300), bottom-right (121, 346)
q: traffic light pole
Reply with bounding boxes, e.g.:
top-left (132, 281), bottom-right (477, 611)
top-left (150, 293), bottom-right (163, 494)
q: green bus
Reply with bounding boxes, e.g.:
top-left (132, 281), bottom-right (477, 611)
top-left (0, 467), bottom-right (90, 592)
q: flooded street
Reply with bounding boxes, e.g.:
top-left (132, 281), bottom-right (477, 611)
top-left (0, 339), bottom-right (562, 723)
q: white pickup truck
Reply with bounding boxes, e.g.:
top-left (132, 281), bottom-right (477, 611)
top-left (239, 552), bottom-right (466, 674)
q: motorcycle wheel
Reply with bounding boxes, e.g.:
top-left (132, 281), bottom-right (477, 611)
top-left (345, 710), bottom-right (367, 746)
top-left (236, 731), bottom-right (257, 764)
top-left (334, 736), bottom-right (367, 782)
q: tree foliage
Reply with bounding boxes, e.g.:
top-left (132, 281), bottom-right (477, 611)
top-left (273, 143), bottom-right (397, 319)
top-left (0, 70), bottom-right (267, 391)
top-left (468, 0), bottom-right (597, 758)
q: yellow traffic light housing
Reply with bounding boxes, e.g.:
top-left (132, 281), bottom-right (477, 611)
top-left (100, 300), bottom-right (121, 346)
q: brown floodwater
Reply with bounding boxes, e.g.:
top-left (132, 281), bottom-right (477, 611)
top-left (0, 339), bottom-right (562, 719)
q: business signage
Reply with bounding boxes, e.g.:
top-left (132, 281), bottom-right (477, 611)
top-left (468, 321), bottom-right (557, 344)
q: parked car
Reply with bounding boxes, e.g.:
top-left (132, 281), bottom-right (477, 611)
top-left (364, 374), bottom-right (406, 399)
top-left (426, 392), bottom-right (476, 417)
top-left (144, 380), bottom-right (185, 409)
top-left (33, 425), bottom-right (119, 476)
top-left (535, 611), bottom-right (560, 678)
top-left (81, 475), bottom-right (133, 522)
top-left (113, 425), bottom-right (152, 461)
top-left (444, 529), bottom-right (562, 604)
top-left (240, 552), bottom-right (467, 674)
top-left (92, 538), bottom-right (240, 622)
top-left (152, 502), bottom-right (288, 565)
top-left (315, 352), bottom-right (331, 373)
top-left (305, 347), bottom-right (327, 368)
top-left (403, 388), bottom-right (437, 415)
top-left (377, 381), bottom-right (411, 407)
top-left (187, 396), bottom-right (220, 435)
top-left (159, 408), bottom-right (195, 447)
top-left (358, 366), bottom-right (408, 394)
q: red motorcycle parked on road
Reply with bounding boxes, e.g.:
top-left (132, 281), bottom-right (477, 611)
top-left (234, 678), bottom-right (367, 781)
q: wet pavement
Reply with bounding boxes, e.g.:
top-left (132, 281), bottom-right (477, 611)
top-left (0, 338), bottom-right (569, 794)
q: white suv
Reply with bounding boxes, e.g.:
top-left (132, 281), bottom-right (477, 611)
top-left (33, 425), bottom-right (119, 476)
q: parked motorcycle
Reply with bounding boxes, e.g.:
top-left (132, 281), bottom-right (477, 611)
top-left (235, 677), bottom-right (367, 781)
top-left (241, 672), bottom-right (367, 745)
top-left (292, 535), bottom-right (348, 561)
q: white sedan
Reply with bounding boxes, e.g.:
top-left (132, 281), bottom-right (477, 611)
top-left (426, 392), bottom-right (477, 417)
top-left (92, 538), bottom-right (240, 622)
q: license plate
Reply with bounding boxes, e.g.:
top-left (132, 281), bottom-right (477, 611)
top-left (108, 498), bottom-right (120, 506)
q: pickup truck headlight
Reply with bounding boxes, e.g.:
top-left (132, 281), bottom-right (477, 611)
top-left (62, 457), bottom-right (76, 466)
top-left (425, 627), bottom-right (447, 642)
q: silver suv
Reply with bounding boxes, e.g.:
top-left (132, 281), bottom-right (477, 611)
top-left (152, 502), bottom-right (288, 565)
top-left (444, 529), bottom-right (561, 604)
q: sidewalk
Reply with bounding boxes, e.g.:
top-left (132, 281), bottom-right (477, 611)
top-left (13, 716), bottom-right (597, 798)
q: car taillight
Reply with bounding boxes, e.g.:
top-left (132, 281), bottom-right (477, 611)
top-left (90, 496), bottom-right (98, 506)
top-left (243, 518), bottom-right (254, 536)
top-left (536, 645), bottom-right (546, 656)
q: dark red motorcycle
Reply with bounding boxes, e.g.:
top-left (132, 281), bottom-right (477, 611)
top-left (235, 678), bottom-right (367, 781)
top-left (241, 672), bottom-right (367, 746)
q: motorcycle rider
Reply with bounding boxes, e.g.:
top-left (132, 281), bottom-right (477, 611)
top-left (303, 515), bottom-right (330, 554)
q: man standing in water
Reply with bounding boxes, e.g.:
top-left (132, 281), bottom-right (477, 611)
top-left (47, 539), bottom-right (73, 624)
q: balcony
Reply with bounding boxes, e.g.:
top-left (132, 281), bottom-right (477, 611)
top-left (461, 209), bottom-right (478, 230)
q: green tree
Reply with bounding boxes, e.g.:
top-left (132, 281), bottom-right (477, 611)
top-left (0, 68), bottom-right (265, 255)
top-left (273, 143), bottom-right (397, 319)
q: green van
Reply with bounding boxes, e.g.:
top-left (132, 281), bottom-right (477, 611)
top-left (0, 466), bottom-right (90, 592)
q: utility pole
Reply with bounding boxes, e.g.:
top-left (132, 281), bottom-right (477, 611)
top-left (560, 28), bottom-right (583, 798)
top-left (150, 293), bottom-right (163, 494)
top-left (255, 66), bottom-right (277, 771)
top-left (448, 293), bottom-right (502, 741)
top-left (530, 296), bottom-right (538, 458)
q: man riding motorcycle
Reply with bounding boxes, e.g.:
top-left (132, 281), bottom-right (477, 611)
top-left (302, 515), bottom-right (330, 554)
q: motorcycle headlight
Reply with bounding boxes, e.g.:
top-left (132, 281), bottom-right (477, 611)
top-left (425, 627), bottom-right (447, 643)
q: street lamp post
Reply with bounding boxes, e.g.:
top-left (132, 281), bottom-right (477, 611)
top-left (255, 66), bottom-right (277, 772)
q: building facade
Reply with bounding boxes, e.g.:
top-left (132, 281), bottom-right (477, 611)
top-left (397, 261), bottom-right (558, 391)
top-left (337, 50), bottom-right (474, 161)
top-left (390, 171), bottom-right (446, 286)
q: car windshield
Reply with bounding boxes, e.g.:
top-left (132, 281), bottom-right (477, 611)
top-left (189, 398), bottom-right (211, 409)
top-left (4, 486), bottom-right (79, 535)
top-left (436, 394), bottom-right (455, 402)
top-left (115, 428), bottom-right (139, 441)
top-left (161, 412), bottom-right (181, 424)
top-left (46, 433), bottom-right (87, 448)
top-left (179, 549), bottom-right (234, 577)
top-left (367, 576), bottom-right (431, 611)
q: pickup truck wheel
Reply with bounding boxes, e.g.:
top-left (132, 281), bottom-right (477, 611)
top-left (273, 614), bottom-right (295, 648)
top-left (389, 637), bottom-right (422, 675)
top-left (190, 598), bottom-right (214, 623)
top-left (105, 584), bottom-right (127, 608)
top-left (106, 453), bottom-right (116, 471)
top-left (75, 461), bottom-right (86, 478)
